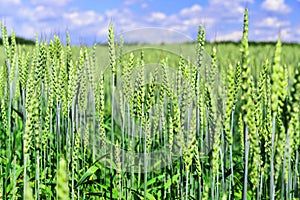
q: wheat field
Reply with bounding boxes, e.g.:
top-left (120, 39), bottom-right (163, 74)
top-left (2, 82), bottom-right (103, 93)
top-left (0, 8), bottom-right (300, 199)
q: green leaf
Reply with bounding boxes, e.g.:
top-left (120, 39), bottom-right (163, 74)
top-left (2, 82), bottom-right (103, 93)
top-left (6, 166), bottom-right (24, 193)
top-left (144, 192), bottom-right (156, 200)
top-left (127, 187), bottom-right (156, 200)
top-left (164, 173), bottom-right (180, 190)
top-left (95, 158), bottom-right (117, 169)
top-left (76, 166), bottom-right (98, 187)
top-left (112, 187), bottom-right (119, 199)
top-left (139, 174), bottom-right (165, 189)
top-left (98, 183), bottom-right (109, 191)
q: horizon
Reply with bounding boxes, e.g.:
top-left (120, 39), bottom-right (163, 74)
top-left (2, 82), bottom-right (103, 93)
top-left (0, 0), bottom-right (299, 45)
top-left (2, 34), bottom-right (300, 46)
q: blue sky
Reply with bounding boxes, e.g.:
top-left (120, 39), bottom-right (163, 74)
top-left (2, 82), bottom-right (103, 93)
top-left (1, 0), bottom-right (300, 44)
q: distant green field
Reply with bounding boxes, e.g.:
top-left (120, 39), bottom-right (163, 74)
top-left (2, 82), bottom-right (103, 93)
top-left (2, 41), bottom-right (299, 74)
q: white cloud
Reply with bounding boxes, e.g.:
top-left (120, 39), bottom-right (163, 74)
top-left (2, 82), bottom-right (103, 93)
top-left (18, 25), bottom-right (37, 38)
top-left (0, 0), bottom-right (20, 5)
top-left (30, 0), bottom-right (72, 7)
top-left (254, 27), bottom-right (300, 42)
top-left (164, 4), bottom-right (215, 32)
top-left (253, 29), bottom-right (262, 36)
top-left (108, 3), bottom-right (217, 43)
top-left (123, 0), bottom-right (144, 5)
top-left (183, 18), bottom-right (201, 26)
top-left (279, 28), bottom-right (293, 41)
top-left (0, 0), bottom-right (21, 15)
top-left (18, 6), bottom-right (58, 21)
top-left (210, 0), bottom-right (253, 4)
top-left (251, 27), bottom-right (299, 42)
top-left (97, 27), bottom-right (108, 38)
top-left (265, 35), bottom-right (278, 41)
top-left (205, 0), bottom-right (247, 24)
top-left (180, 4), bottom-right (202, 16)
top-left (141, 3), bottom-right (148, 9)
top-left (261, 0), bottom-right (291, 13)
top-left (182, 17), bottom-right (215, 27)
top-left (15, 20), bottom-right (61, 39)
top-left (168, 25), bottom-right (188, 32)
top-left (119, 28), bottom-right (192, 43)
top-left (215, 31), bottom-right (243, 41)
top-left (256, 17), bottom-right (290, 28)
top-left (105, 8), bottom-right (133, 20)
top-left (96, 4), bottom-right (208, 43)
top-left (101, 8), bottom-right (145, 37)
top-left (63, 11), bottom-right (104, 28)
top-left (147, 12), bottom-right (166, 22)
top-left (296, 28), bottom-right (300, 36)
top-left (8, 4), bottom-right (106, 42)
